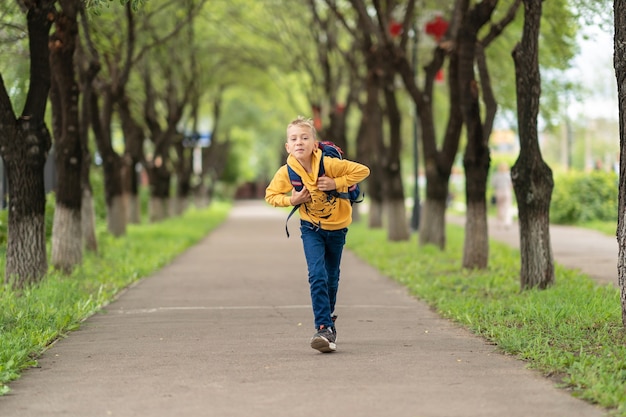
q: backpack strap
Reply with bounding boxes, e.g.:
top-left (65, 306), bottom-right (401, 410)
top-left (287, 164), bottom-right (304, 191)
top-left (318, 154), bottom-right (363, 202)
top-left (285, 164), bottom-right (302, 238)
top-left (284, 154), bottom-right (360, 237)
top-left (284, 153), bottom-right (327, 237)
top-left (285, 205), bottom-right (299, 238)
top-left (318, 153), bottom-right (326, 177)
top-left (326, 190), bottom-right (351, 200)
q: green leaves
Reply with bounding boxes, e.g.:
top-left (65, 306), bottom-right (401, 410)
top-left (551, 170), bottom-right (618, 224)
top-left (84, 0), bottom-right (146, 13)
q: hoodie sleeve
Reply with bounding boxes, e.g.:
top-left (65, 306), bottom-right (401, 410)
top-left (325, 158), bottom-right (370, 192)
top-left (265, 165), bottom-right (294, 207)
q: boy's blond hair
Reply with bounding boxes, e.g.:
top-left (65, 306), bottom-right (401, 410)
top-left (287, 116), bottom-right (317, 139)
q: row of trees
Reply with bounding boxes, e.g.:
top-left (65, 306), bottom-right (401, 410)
top-left (0, 0), bottom-right (240, 288)
top-left (308, 0), bottom-right (626, 325)
top-left (282, 0), bottom-right (585, 289)
top-left (4, 0), bottom-right (626, 325)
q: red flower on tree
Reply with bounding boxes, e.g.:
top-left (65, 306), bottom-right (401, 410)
top-left (425, 15), bottom-right (448, 42)
top-left (425, 14), bottom-right (449, 83)
top-left (389, 19), bottom-right (403, 38)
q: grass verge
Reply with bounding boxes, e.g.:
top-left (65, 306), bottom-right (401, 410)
top-left (0, 202), bottom-right (230, 395)
top-left (346, 220), bottom-right (626, 416)
top-left (580, 220), bottom-right (617, 237)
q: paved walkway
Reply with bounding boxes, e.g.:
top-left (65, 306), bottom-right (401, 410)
top-left (448, 214), bottom-right (618, 288)
top-left (0, 201), bottom-right (612, 417)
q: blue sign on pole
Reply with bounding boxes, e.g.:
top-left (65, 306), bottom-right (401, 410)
top-left (182, 131), bottom-right (212, 148)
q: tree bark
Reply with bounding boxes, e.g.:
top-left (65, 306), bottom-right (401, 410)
top-left (614, 0), bottom-right (626, 325)
top-left (334, 0), bottom-right (410, 238)
top-left (512, 0), bottom-right (554, 290)
top-left (173, 134), bottom-right (192, 216)
top-left (396, 47), bottom-right (462, 249)
top-left (118, 96), bottom-right (146, 223)
top-left (459, 1), bottom-right (497, 269)
top-left (142, 58), bottom-right (193, 222)
top-left (201, 140), bottom-right (230, 204)
top-left (147, 164), bottom-right (171, 222)
top-left (50, 0), bottom-right (83, 273)
top-left (382, 70), bottom-right (409, 241)
top-left (89, 1), bottom-right (139, 237)
top-left (394, 3), bottom-right (463, 249)
top-left (76, 11), bottom-right (100, 253)
top-left (360, 73), bottom-right (384, 229)
top-left (90, 91), bottom-right (126, 236)
top-left (0, 1), bottom-right (55, 288)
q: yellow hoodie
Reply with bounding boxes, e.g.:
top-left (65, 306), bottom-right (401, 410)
top-left (265, 148), bottom-right (370, 230)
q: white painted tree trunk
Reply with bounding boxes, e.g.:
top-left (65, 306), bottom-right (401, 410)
top-left (52, 204), bottom-right (82, 273)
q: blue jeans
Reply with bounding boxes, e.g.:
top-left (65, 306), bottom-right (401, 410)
top-left (300, 220), bottom-right (348, 329)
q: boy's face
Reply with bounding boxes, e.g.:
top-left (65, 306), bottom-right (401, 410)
top-left (285, 124), bottom-right (317, 164)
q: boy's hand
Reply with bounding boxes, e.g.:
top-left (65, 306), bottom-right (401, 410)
top-left (317, 175), bottom-right (336, 191)
top-left (290, 187), bottom-right (311, 205)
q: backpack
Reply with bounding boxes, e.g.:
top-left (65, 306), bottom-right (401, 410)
top-left (285, 141), bottom-right (364, 237)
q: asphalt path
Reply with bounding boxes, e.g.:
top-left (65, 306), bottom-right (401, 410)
top-left (448, 214), bottom-right (618, 287)
top-left (0, 201), bottom-right (610, 417)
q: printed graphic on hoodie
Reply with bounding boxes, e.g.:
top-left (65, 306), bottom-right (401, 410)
top-left (308, 191), bottom-right (337, 219)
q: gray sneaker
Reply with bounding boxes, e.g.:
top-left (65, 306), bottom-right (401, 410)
top-left (310, 325), bottom-right (337, 353)
top-left (331, 314), bottom-right (338, 339)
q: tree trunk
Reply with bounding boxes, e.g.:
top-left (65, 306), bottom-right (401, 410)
top-left (420, 193), bottom-right (447, 249)
top-left (512, 0), bottom-right (554, 290)
top-left (79, 89), bottom-right (98, 252)
top-left (326, 106), bottom-right (349, 155)
top-left (88, 1), bottom-right (138, 237)
top-left (459, 1), bottom-right (496, 269)
top-left (148, 165), bottom-right (171, 222)
top-left (51, 205), bottom-right (82, 273)
top-left (415, 48), bottom-right (462, 250)
top-left (202, 139), bottom-right (230, 204)
top-left (360, 70), bottom-right (384, 229)
top-left (174, 137), bottom-right (193, 216)
top-left (382, 70), bottom-right (409, 241)
top-left (118, 97), bottom-right (145, 224)
top-left (127, 192), bottom-right (140, 223)
top-left (90, 91), bottom-right (126, 236)
top-left (4, 155), bottom-right (49, 287)
top-left (50, 0), bottom-right (83, 273)
top-left (614, 0), bottom-right (626, 325)
top-left (394, 4), bottom-right (464, 250)
top-left (76, 6), bottom-right (100, 253)
top-left (149, 196), bottom-right (168, 222)
top-left (0, 1), bottom-right (55, 288)
top-left (107, 194), bottom-right (127, 235)
top-left (120, 148), bottom-right (140, 225)
top-left (81, 187), bottom-right (98, 252)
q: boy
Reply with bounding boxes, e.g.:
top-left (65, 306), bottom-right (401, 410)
top-left (265, 116), bottom-right (370, 353)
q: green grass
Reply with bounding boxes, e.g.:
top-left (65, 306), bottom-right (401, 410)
top-left (346, 221), bottom-right (626, 416)
top-left (2, 203), bottom-right (623, 411)
top-left (0, 202), bottom-right (230, 395)
top-left (580, 220), bottom-right (618, 237)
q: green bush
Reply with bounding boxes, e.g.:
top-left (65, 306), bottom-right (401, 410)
top-left (551, 171), bottom-right (618, 224)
